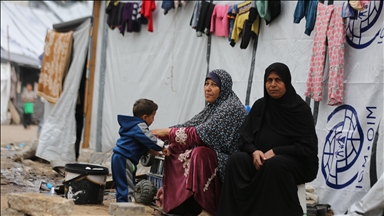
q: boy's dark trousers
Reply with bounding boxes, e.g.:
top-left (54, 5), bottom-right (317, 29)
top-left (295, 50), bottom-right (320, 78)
top-left (23, 113), bottom-right (32, 128)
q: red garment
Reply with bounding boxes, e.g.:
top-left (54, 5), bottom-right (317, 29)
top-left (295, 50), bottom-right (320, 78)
top-left (160, 127), bottom-right (221, 216)
top-left (140, 0), bottom-right (156, 32)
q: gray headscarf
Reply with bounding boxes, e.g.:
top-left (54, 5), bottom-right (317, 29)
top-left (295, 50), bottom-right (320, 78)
top-left (172, 69), bottom-right (247, 181)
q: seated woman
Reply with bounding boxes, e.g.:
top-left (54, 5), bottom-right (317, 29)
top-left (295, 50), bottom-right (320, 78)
top-left (217, 62), bottom-right (319, 216)
top-left (151, 69), bottom-right (247, 216)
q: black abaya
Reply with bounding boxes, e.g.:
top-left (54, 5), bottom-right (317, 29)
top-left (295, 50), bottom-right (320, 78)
top-left (217, 62), bottom-right (318, 216)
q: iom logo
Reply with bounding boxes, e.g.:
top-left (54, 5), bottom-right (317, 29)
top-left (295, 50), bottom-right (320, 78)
top-left (322, 105), bottom-right (364, 189)
top-left (346, 1), bottom-right (383, 49)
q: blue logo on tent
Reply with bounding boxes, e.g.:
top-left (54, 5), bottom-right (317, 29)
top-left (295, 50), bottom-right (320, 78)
top-left (346, 1), bottom-right (383, 49)
top-left (322, 105), bottom-right (364, 189)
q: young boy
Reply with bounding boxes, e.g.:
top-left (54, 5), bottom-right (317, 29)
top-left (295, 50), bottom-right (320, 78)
top-left (21, 83), bottom-right (37, 129)
top-left (111, 98), bottom-right (164, 202)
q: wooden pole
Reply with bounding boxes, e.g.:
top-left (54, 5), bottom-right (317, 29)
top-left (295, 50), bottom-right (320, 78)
top-left (7, 25), bottom-right (10, 62)
top-left (82, 1), bottom-right (101, 148)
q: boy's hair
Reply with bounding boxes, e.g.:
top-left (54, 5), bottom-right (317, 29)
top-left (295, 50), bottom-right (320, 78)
top-left (133, 99), bottom-right (158, 117)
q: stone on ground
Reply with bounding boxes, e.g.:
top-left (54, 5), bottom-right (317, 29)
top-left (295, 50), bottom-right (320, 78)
top-left (7, 192), bottom-right (74, 216)
top-left (109, 202), bottom-right (145, 216)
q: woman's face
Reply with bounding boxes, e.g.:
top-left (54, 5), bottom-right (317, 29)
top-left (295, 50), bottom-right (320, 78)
top-left (266, 71), bottom-right (286, 99)
top-left (204, 78), bottom-right (220, 104)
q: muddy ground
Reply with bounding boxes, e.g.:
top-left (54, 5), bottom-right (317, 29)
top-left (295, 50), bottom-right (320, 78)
top-left (0, 125), bottom-right (159, 215)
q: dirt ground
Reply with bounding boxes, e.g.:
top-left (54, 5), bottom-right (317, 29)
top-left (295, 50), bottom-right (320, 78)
top-left (0, 124), bottom-right (159, 216)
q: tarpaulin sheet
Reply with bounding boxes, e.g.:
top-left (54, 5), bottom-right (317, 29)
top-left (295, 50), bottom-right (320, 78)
top-left (36, 19), bottom-right (91, 162)
top-left (90, 2), bottom-right (383, 214)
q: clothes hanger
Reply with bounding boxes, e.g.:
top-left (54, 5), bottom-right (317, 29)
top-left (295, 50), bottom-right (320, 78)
top-left (318, 0), bottom-right (333, 5)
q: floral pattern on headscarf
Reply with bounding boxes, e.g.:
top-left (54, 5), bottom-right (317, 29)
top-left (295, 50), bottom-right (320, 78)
top-left (171, 69), bottom-right (247, 182)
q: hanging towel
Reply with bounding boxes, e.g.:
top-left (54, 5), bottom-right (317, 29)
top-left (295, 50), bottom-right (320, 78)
top-left (37, 30), bottom-right (74, 104)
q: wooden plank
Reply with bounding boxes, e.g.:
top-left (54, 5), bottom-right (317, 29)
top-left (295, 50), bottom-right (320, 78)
top-left (82, 1), bottom-right (101, 148)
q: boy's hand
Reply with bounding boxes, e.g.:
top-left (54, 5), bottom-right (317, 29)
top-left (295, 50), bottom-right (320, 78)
top-left (162, 147), bottom-right (170, 156)
top-left (148, 149), bottom-right (160, 156)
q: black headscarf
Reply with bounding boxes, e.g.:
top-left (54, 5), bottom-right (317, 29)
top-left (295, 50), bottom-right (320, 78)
top-left (240, 62), bottom-right (315, 145)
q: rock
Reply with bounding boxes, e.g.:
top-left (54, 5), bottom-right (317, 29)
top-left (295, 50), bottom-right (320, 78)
top-left (109, 202), bottom-right (145, 216)
top-left (22, 159), bottom-right (35, 166)
top-left (12, 141), bottom-right (38, 161)
top-left (1, 207), bottom-right (25, 216)
top-left (7, 192), bottom-right (74, 216)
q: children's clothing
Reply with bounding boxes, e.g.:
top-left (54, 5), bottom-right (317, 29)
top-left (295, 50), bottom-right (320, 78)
top-left (111, 114), bottom-right (164, 202)
top-left (230, 1), bottom-right (260, 47)
top-left (210, 4), bottom-right (230, 37)
top-left (22, 89), bottom-right (37, 129)
top-left (304, 3), bottom-right (346, 106)
top-left (140, 0), bottom-right (156, 32)
top-left (294, 0), bottom-right (318, 36)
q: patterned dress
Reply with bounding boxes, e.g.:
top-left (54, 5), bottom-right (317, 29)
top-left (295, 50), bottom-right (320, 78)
top-left (159, 69), bottom-right (247, 216)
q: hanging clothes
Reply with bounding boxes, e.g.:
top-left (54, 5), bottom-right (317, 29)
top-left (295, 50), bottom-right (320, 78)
top-left (293, 0), bottom-right (318, 36)
top-left (227, 5), bottom-right (237, 42)
top-left (256, 0), bottom-right (270, 22)
top-left (230, 1), bottom-right (260, 48)
top-left (162, 0), bottom-right (174, 14)
top-left (266, 0), bottom-right (281, 25)
top-left (195, 1), bottom-right (215, 37)
top-left (119, 2), bottom-right (141, 35)
top-left (174, 0), bottom-right (187, 10)
top-left (210, 4), bottom-right (230, 37)
top-left (140, 0), bottom-right (156, 32)
top-left (106, 0), bottom-right (121, 30)
top-left (304, 2), bottom-right (346, 106)
top-left (240, 1), bottom-right (259, 49)
top-left (341, 1), bottom-right (358, 20)
top-left (190, 1), bottom-right (202, 29)
top-left (349, 0), bottom-right (367, 11)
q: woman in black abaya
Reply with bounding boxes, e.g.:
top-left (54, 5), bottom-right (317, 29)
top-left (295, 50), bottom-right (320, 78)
top-left (217, 62), bottom-right (318, 216)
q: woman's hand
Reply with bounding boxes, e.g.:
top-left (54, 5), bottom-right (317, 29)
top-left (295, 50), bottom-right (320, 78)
top-left (264, 149), bottom-right (275, 160)
top-left (151, 128), bottom-right (171, 137)
top-left (252, 150), bottom-right (266, 170)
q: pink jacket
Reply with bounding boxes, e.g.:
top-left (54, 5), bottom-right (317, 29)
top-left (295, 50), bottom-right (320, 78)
top-left (210, 4), bottom-right (230, 37)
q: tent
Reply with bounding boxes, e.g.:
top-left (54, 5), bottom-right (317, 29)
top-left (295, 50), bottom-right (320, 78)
top-left (36, 1), bottom-right (383, 214)
top-left (0, 1), bottom-right (92, 125)
top-left (36, 16), bottom-right (91, 163)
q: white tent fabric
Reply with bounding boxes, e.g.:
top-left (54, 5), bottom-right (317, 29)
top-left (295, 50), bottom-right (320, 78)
top-left (1, 63), bottom-right (11, 124)
top-left (36, 19), bottom-right (91, 162)
top-left (90, 1), bottom-right (383, 214)
top-left (42, 1), bottom-right (93, 23)
top-left (0, 1), bottom-right (92, 68)
top-left (347, 173), bottom-right (384, 216)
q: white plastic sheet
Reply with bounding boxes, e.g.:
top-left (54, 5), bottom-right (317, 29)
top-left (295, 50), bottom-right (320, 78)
top-left (1, 63), bottom-right (11, 124)
top-left (36, 19), bottom-right (91, 162)
top-left (0, 1), bottom-right (92, 68)
top-left (90, 1), bottom-right (383, 214)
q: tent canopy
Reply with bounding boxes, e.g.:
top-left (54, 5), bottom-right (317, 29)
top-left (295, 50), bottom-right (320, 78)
top-left (0, 1), bottom-right (92, 68)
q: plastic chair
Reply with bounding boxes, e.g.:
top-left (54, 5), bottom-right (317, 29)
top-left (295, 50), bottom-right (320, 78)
top-left (298, 184), bottom-right (307, 215)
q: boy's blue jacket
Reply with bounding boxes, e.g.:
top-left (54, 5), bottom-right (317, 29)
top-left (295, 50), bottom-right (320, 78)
top-left (113, 115), bottom-right (164, 165)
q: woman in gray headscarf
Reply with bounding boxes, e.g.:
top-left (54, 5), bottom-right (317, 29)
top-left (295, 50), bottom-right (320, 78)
top-left (152, 69), bottom-right (247, 216)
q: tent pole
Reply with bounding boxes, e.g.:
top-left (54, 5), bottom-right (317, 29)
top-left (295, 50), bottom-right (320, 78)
top-left (83, 1), bottom-right (101, 149)
top-left (7, 25), bottom-right (10, 63)
top-left (95, 2), bottom-right (109, 152)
